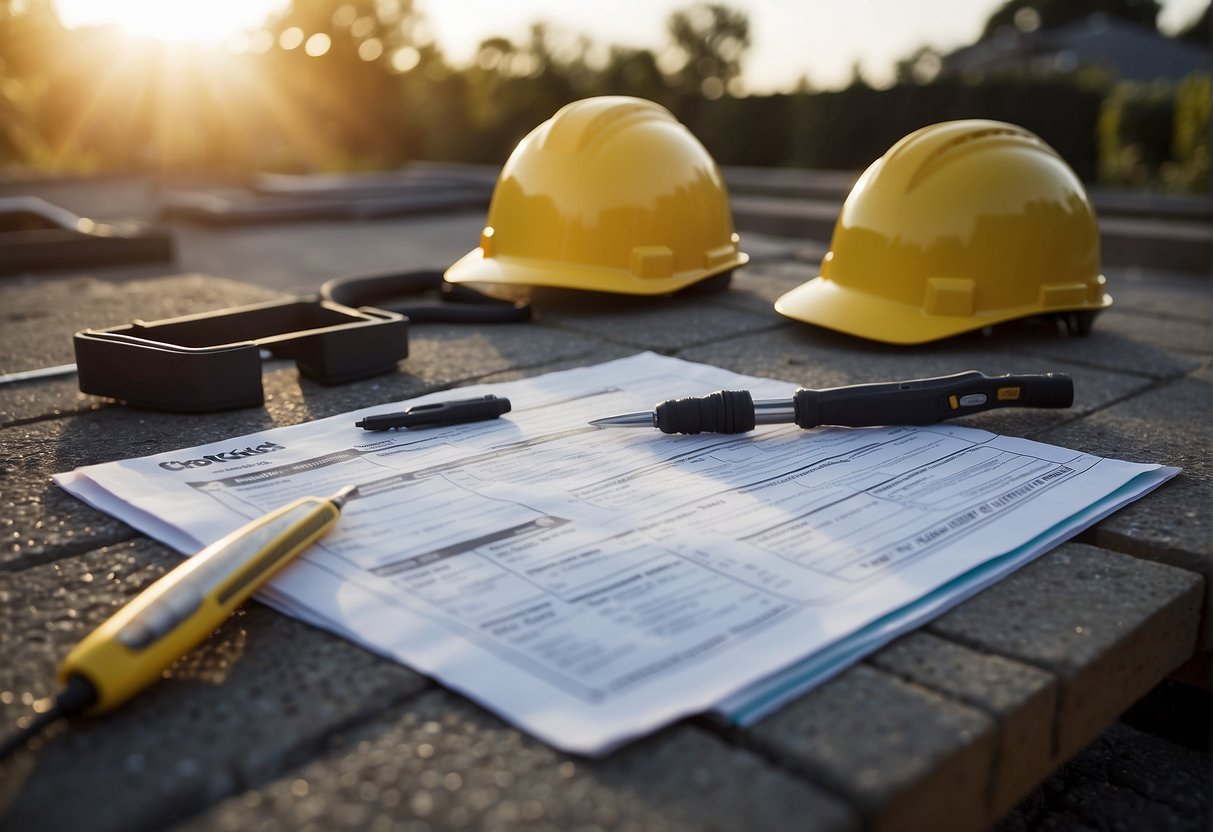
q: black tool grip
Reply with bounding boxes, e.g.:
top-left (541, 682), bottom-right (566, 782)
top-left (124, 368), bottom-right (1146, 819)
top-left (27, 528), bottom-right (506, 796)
top-left (356, 395), bottom-right (511, 431)
top-left (654, 390), bottom-right (755, 434)
top-left (793, 371), bottom-right (1073, 429)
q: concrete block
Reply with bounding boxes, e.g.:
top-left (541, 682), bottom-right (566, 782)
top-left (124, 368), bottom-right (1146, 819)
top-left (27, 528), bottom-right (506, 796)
top-left (0, 275), bottom-right (282, 424)
top-left (0, 275), bottom-right (281, 373)
top-left (725, 166), bottom-right (857, 202)
top-left (747, 664), bottom-right (997, 832)
top-left (992, 723), bottom-right (1210, 831)
top-left (477, 343), bottom-right (640, 385)
top-left (1014, 270), bottom-right (1210, 379)
top-left (530, 283), bottom-right (779, 352)
top-left (0, 539), bottom-right (430, 832)
top-left (1041, 375), bottom-right (1212, 583)
top-left (929, 543), bottom-right (1203, 759)
top-left (1014, 311), bottom-right (1207, 381)
top-left (731, 194), bottom-right (840, 242)
top-left (1, 423), bottom-right (144, 570)
top-left (0, 379), bottom-right (106, 428)
top-left (734, 230), bottom-right (809, 264)
top-left (1024, 336), bottom-right (1201, 390)
top-left (714, 260), bottom-right (820, 311)
top-left (1, 274), bottom-right (608, 425)
top-left (868, 632), bottom-right (1058, 816)
top-left (179, 690), bottom-right (858, 832)
top-left (1100, 268), bottom-right (1212, 323)
top-left (1099, 215), bottom-right (1212, 275)
top-left (170, 211), bottom-right (487, 293)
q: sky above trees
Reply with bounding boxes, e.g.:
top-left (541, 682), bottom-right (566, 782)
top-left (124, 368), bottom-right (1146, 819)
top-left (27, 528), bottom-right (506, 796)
top-left (53, 0), bottom-right (1210, 91)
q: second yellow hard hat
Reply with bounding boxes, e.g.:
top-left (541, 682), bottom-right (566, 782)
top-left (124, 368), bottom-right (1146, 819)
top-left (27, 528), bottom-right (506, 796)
top-left (775, 119), bottom-right (1112, 344)
top-left (445, 96), bottom-right (748, 295)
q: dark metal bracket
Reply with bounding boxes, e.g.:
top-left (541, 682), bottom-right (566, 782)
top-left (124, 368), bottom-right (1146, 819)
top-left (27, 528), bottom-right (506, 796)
top-left (74, 297), bottom-right (408, 412)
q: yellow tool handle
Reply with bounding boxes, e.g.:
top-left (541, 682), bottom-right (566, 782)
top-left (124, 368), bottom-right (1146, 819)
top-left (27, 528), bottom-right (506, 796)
top-left (57, 494), bottom-right (342, 713)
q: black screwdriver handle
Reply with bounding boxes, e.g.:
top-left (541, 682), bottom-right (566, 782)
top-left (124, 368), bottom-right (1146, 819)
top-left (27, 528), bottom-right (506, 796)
top-left (654, 389), bottom-right (755, 434)
top-left (793, 371), bottom-right (1073, 429)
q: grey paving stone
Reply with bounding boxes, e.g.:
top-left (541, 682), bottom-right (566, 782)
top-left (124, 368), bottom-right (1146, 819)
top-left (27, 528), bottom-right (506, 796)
top-left (868, 631), bottom-right (1058, 816)
top-left (732, 193), bottom-right (839, 242)
top-left (2, 194), bottom-right (1207, 832)
top-left (1041, 373), bottom-right (1212, 614)
top-left (746, 663), bottom-right (997, 832)
top-left (0, 539), bottom-right (430, 832)
top-left (0, 274), bottom-right (282, 423)
top-left (1011, 268), bottom-right (1210, 380)
top-left (1097, 307), bottom-right (1210, 356)
top-left (710, 259), bottom-right (819, 313)
top-left (1014, 311), bottom-right (1207, 380)
top-left (477, 344), bottom-right (640, 385)
top-left (1, 275), bottom-right (606, 425)
top-left (0, 274), bottom-right (282, 375)
top-left (992, 722), bottom-right (1210, 832)
top-left (0, 399), bottom-right (314, 570)
top-left (179, 690), bottom-right (858, 832)
top-left (929, 543), bottom-right (1203, 759)
top-left (1099, 267), bottom-right (1212, 325)
top-left (526, 282), bottom-right (780, 352)
top-left (733, 230), bottom-right (807, 263)
top-left (2, 422), bottom-right (144, 570)
top-left (0, 378), bottom-right (107, 427)
top-left (169, 211), bottom-right (488, 295)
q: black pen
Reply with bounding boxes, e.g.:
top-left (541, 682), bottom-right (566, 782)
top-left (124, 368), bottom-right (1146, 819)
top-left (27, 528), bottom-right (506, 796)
top-left (355, 395), bottom-right (511, 431)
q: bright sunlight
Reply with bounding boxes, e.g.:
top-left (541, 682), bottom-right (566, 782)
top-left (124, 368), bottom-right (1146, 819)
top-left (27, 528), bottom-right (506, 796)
top-left (54, 0), bottom-right (286, 43)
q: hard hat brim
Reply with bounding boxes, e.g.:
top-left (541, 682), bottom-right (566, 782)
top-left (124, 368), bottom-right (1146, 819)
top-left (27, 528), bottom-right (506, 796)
top-left (775, 276), bottom-right (1112, 345)
top-left (445, 249), bottom-right (749, 297)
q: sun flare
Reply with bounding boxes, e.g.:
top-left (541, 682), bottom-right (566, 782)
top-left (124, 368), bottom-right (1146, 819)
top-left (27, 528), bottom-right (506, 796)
top-left (54, 0), bottom-right (286, 43)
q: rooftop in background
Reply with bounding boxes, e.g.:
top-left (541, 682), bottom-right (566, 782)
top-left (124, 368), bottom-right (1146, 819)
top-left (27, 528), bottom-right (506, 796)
top-left (943, 13), bottom-right (1212, 83)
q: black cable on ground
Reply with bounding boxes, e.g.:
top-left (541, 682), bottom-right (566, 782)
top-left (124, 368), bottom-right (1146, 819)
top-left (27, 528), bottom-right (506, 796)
top-left (0, 675), bottom-right (96, 762)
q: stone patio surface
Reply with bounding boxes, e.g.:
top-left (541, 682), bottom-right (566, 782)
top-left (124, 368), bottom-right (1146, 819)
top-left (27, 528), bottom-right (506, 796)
top-left (0, 173), bottom-right (1208, 831)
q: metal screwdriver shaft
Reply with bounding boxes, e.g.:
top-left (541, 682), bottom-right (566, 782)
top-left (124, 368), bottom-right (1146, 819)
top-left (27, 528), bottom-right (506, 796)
top-left (589, 371), bottom-right (1074, 435)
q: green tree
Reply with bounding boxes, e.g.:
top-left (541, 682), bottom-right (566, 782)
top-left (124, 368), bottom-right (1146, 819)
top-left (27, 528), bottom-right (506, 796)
top-left (894, 46), bottom-right (943, 86)
top-left (458, 24), bottom-right (581, 163)
top-left (0, 0), bottom-right (64, 168)
top-left (262, 0), bottom-right (427, 168)
top-left (980, 0), bottom-right (1161, 39)
top-left (664, 3), bottom-right (750, 99)
top-left (1167, 73), bottom-right (1210, 192)
top-left (597, 46), bottom-right (671, 103)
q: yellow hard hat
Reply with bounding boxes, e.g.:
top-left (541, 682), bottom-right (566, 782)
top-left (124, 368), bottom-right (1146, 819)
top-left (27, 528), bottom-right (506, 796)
top-left (775, 119), bottom-right (1111, 344)
top-left (445, 96), bottom-right (748, 295)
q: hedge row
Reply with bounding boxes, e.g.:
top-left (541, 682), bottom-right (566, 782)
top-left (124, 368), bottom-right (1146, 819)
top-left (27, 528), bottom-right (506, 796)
top-left (683, 78), bottom-right (1106, 181)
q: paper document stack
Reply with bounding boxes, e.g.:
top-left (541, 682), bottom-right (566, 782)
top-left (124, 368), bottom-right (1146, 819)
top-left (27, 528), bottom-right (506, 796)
top-left (56, 354), bottom-right (1177, 755)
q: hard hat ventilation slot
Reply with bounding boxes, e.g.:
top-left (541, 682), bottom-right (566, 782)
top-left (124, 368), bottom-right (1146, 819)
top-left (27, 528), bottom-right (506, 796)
top-left (908, 126), bottom-right (1044, 192)
top-left (541, 98), bottom-right (671, 154)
